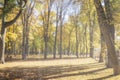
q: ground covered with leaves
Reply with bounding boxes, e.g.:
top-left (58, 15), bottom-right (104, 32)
top-left (0, 57), bottom-right (120, 80)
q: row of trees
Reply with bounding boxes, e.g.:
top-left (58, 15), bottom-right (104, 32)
top-left (0, 0), bottom-right (120, 75)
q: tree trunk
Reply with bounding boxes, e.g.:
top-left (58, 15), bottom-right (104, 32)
top-left (12, 26), bottom-right (16, 56)
top-left (88, 0), bottom-right (94, 58)
top-left (99, 33), bottom-right (105, 62)
top-left (44, 39), bottom-right (48, 59)
top-left (104, 0), bottom-right (115, 68)
top-left (43, 0), bottom-right (54, 59)
top-left (67, 36), bottom-right (71, 56)
top-left (13, 42), bottom-right (16, 56)
top-left (0, 28), bottom-right (6, 64)
top-left (53, 26), bottom-right (57, 59)
top-left (53, 6), bottom-right (59, 59)
top-left (107, 54), bottom-right (113, 67)
top-left (25, 22), bottom-right (29, 56)
top-left (22, 24), bottom-right (26, 60)
top-left (89, 18), bottom-right (94, 58)
top-left (76, 26), bottom-right (79, 58)
top-left (94, 0), bottom-right (120, 75)
top-left (59, 22), bottom-right (63, 59)
top-left (90, 31), bottom-right (94, 58)
top-left (59, 10), bottom-right (63, 59)
top-left (0, 3), bottom-right (6, 63)
top-left (85, 24), bottom-right (88, 57)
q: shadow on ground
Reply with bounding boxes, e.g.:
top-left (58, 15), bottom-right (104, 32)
top-left (6, 57), bottom-right (89, 62)
top-left (0, 62), bottom-right (115, 80)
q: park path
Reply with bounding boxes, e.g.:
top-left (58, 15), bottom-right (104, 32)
top-left (0, 58), bottom-right (97, 69)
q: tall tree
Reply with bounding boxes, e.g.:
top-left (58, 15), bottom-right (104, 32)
top-left (59, 0), bottom-right (63, 58)
top-left (53, 1), bottom-right (59, 59)
top-left (88, 0), bottom-right (94, 58)
top-left (0, 0), bottom-right (26, 63)
top-left (40, 0), bottom-right (54, 59)
top-left (59, 0), bottom-right (71, 58)
top-left (94, 0), bottom-right (120, 75)
top-left (73, 14), bottom-right (79, 58)
top-left (21, 1), bottom-right (35, 60)
top-left (104, 0), bottom-right (115, 68)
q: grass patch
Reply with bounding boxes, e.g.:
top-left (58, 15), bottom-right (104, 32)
top-left (0, 58), bottom-right (120, 80)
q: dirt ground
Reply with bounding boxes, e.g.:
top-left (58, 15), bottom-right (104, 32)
top-left (0, 58), bottom-right (120, 80)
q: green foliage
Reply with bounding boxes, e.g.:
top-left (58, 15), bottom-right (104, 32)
top-left (6, 32), bottom-right (17, 41)
top-left (2, 0), bottom-right (120, 56)
top-left (0, 0), bottom-right (17, 18)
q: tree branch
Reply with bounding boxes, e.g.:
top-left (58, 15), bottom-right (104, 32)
top-left (4, 9), bottom-right (22, 28)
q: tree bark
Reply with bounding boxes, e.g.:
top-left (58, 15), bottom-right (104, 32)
top-left (42, 0), bottom-right (54, 59)
top-left (94, 0), bottom-right (120, 75)
top-left (53, 5), bottom-right (59, 59)
top-left (22, 22), bottom-right (26, 60)
top-left (67, 38), bottom-right (70, 56)
top-left (89, 15), bottom-right (94, 58)
top-left (99, 33), bottom-right (105, 62)
top-left (104, 0), bottom-right (115, 68)
top-left (59, 1), bottom-right (63, 59)
top-left (88, 0), bottom-right (94, 58)
top-left (67, 31), bottom-right (72, 56)
top-left (85, 24), bottom-right (88, 57)
top-left (0, 28), bottom-right (6, 64)
top-left (76, 25), bottom-right (79, 58)
top-left (59, 19), bottom-right (63, 59)
top-left (44, 39), bottom-right (48, 59)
